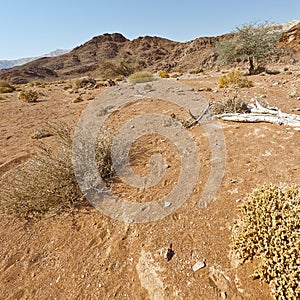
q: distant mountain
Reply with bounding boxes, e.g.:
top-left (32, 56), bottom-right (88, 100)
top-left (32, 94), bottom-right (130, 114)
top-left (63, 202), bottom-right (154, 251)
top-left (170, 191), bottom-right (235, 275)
top-left (0, 20), bottom-right (299, 84)
top-left (0, 49), bottom-right (70, 70)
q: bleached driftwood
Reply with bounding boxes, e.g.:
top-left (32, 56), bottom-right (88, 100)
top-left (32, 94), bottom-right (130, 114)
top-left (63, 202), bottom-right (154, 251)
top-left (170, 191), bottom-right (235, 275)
top-left (217, 100), bottom-right (300, 128)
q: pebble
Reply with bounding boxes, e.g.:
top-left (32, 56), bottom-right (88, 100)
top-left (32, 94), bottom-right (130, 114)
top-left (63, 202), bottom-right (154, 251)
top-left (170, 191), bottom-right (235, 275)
top-left (164, 202), bottom-right (172, 207)
top-left (221, 291), bottom-right (227, 299)
top-left (192, 260), bottom-right (206, 272)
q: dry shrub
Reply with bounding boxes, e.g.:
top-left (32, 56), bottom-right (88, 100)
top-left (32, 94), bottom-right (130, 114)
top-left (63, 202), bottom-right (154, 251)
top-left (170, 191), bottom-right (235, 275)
top-left (210, 96), bottom-right (250, 115)
top-left (232, 184), bottom-right (300, 300)
top-left (158, 71), bottom-right (169, 78)
top-left (0, 80), bottom-right (15, 93)
top-left (0, 123), bottom-right (116, 218)
top-left (128, 72), bottom-right (155, 84)
top-left (218, 70), bottom-right (253, 88)
top-left (288, 81), bottom-right (300, 98)
top-left (189, 68), bottom-right (204, 74)
top-left (73, 96), bottom-right (84, 103)
top-left (18, 89), bottom-right (39, 102)
top-left (95, 130), bottom-right (115, 179)
top-left (0, 123), bottom-right (81, 217)
top-left (72, 76), bottom-right (96, 89)
top-left (102, 61), bottom-right (135, 77)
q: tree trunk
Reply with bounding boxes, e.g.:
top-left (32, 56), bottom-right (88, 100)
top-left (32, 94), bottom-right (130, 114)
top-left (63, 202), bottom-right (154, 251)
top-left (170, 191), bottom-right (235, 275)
top-left (248, 56), bottom-right (255, 75)
top-left (248, 56), bottom-right (266, 75)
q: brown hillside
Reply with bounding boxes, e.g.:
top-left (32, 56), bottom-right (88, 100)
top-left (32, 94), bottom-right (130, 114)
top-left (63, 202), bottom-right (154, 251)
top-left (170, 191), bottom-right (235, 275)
top-left (0, 33), bottom-right (224, 84)
top-left (1, 26), bottom-right (299, 84)
top-left (279, 22), bottom-right (300, 50)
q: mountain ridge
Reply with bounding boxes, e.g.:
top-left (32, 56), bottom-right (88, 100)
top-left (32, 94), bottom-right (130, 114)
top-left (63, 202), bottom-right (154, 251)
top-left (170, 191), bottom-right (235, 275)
top-left (0, 20), bottom-right (299, 84)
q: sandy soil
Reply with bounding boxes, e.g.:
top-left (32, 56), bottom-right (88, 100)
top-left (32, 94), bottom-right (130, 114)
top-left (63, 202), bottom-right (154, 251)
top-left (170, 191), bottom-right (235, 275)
top-left (0, 71), bottom-right (299, 299)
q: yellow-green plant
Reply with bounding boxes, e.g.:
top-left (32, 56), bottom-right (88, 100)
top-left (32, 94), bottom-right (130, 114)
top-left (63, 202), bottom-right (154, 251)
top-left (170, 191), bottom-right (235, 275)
top-left (114, 77), bottom-right (123, 82)
top-left (18, 90), bottom-right (39, 102)
top-left (0, 80), bottom-right (15, 93)
top-left (218, 70), bottom-right (253, 88)
top-left (158, 71), bottom-right (169, 78)
top-left (232, 184), bottom-right (300, 300)
top-left (128, 72), bottom-right (154, 84)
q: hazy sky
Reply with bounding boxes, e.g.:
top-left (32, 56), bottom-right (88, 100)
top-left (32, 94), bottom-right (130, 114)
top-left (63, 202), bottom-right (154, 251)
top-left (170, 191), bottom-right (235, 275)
top-left (1, 0), bottom-right (299, 60)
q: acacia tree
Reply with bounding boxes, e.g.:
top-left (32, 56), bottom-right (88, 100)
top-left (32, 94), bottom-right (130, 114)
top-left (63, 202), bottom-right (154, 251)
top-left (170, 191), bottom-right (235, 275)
top-left (216, 22), bottom-right (281, 74)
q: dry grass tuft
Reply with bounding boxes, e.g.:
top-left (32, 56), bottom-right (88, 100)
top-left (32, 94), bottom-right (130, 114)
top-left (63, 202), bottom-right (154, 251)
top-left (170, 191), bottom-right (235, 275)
top-left (95, 130), bottom-right (115, 179)
top-left (128, 72), bottom-right (155, 84)
top-left (0, 123), bottom-right (81, 217)
top-left (232, 184), bottom-right (300, 300)
top-left (0, 123), bottom-right (117, 218)
top-left (210, 96), bottom-right (250, 115)
top-left (218, 70), bottom-right (253, 88)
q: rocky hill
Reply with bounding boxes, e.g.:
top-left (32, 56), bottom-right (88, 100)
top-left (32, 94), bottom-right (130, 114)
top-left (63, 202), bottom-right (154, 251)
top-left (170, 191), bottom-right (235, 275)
top-left (279, 21), bottom-right (300, 50)
top-left (0, 22), bottom-right (299, 84)
top-left (0, 33), bottom-right (226, 84)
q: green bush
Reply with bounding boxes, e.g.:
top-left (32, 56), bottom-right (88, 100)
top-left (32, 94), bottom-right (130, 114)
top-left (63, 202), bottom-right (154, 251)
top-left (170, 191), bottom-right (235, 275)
top-left (218, 70), bottom-right (253, 88)
top-left (128, 72), bottom-right (155, 84)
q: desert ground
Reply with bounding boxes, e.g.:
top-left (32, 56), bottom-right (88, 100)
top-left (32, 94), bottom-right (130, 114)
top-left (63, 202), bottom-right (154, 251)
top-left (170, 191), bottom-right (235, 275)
top-left (0, 68), bottom-right (299, 300)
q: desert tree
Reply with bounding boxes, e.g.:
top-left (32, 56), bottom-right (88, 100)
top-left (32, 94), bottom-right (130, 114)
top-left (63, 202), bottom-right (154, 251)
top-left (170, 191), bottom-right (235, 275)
top-left (215, 22), bottom-right (282, 74)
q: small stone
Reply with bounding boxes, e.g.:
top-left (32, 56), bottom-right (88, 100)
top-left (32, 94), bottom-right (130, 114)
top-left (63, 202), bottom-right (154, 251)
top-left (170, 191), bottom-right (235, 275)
top-left (163, 164), bottom-right (171, 169)
top-left (192, 260), bottom-right (206, 272)
top-left (221, 291), bottom-right (227, 299)
top-left (130, 125), bottom-right (135, 129)
top-left (164, 202), bottom-right (172, 207)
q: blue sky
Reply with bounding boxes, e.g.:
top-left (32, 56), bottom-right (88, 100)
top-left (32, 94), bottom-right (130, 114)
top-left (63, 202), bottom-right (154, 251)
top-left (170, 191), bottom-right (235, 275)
top-left (1, 0), bottom-right (299, 60)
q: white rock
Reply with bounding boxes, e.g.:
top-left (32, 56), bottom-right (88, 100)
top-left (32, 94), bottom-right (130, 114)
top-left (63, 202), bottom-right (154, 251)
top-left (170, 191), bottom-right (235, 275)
top-left (221, 291), bottom-right (227, 299)
top-left (192, 260), bottom-right (206, 272)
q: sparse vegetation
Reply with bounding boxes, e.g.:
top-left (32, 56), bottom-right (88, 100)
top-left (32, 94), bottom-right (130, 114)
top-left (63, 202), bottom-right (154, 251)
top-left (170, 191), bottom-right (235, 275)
top-left (218, 70), bottom-right (253, 88)
top-left (210, 95), bottom-right (250, 114)
top-left (73, 96), bottom-right (84, 103)
top-left (0, 123), bottom-right (82, 217)
top-left (114, 77), bottom-right (123, 82)
top-left (102, 61), bottom-right (135, 77)
top-left (288, 81), bottom-right (300, 98)
top-left (71, 76), bottom-right (96, 89)
top-left (216, 22), bottom-right (282, 75)
top-left (128, 72), bottom-right (155, 84)
top-left (158, 71), bottom-right (169, 78)
top-left (189, 68), bottom-right (204, 74)
top-left (232, 184), bottom-right (300, 300)
top-left (0, 123), bottom-right (118, 218)
top-left (95, 130), bottom-right (115, 179)
top-left (18, 89), bottom-right (39, 102)
top-left (170, 73), bottom-right (180, 78)
top-left (0, 80), bottom-right (15, 93)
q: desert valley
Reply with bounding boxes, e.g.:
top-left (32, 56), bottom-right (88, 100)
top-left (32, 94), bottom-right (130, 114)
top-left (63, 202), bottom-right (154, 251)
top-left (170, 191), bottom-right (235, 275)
top-left (0, 21), bottom-right (300, 300)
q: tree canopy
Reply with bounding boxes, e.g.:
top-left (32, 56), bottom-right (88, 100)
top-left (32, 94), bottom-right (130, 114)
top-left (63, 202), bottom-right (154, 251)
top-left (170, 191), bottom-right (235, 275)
top-left (216, 22), bottom-right (282, 74)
